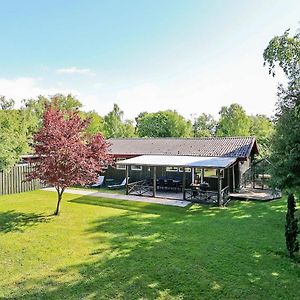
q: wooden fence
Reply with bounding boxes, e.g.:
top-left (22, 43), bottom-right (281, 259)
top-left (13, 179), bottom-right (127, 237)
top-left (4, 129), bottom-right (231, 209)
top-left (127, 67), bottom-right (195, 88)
top-left (0, 164), bottom-right (43, 196)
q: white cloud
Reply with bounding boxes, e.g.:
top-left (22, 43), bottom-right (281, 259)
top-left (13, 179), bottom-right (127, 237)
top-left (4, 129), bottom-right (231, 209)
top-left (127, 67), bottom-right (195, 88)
top-left (0, 77), bottom-right (79, 106)
top-left (56, 66), bottom-right (94, 75)
top-left (0, 56), bottom-right (283, 123)
top-left (0, 76), bottom-right (112, 116)
top-left (113, 59), bottom-right (283, 120)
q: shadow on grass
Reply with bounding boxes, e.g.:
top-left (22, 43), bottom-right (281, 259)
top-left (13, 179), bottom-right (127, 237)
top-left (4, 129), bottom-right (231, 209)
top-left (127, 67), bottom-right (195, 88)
top-left (5, 195), bottom-right (299, 299)
top-left (0, 210), bottom-right (52, 233)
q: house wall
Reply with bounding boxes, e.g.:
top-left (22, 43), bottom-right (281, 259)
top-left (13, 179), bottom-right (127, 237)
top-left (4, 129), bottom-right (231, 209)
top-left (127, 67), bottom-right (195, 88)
top-left (104, 158), bottom-right (249, 192)
top-left (104, 165), bottom-right (193, 184)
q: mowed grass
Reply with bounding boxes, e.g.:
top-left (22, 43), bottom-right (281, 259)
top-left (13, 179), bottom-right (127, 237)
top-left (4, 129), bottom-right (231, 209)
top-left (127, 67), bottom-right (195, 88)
top-left (0, 191), bottom-right (299, 299)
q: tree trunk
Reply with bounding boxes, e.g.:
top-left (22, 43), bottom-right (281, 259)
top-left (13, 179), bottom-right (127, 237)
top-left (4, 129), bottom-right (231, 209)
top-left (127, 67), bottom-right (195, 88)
top-left (54, 187), bottom-right (64, 215)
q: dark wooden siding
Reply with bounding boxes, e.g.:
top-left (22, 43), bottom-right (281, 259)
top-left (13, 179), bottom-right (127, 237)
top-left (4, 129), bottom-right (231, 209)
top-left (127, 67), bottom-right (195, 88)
top-left (105, 162), bottom-right (243, 193)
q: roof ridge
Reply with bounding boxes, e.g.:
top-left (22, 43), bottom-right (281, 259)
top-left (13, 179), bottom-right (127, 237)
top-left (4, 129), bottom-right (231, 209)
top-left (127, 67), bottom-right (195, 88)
top-left (109, 136), bottom-right (255, 140)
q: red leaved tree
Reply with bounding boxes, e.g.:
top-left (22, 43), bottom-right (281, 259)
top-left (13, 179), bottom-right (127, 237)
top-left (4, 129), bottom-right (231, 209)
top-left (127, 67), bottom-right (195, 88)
top-left (28, 106), bottom-right (112, 215)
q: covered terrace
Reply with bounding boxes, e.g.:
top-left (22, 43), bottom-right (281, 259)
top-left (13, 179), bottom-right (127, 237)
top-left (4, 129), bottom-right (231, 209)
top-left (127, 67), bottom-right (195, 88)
top-left (118, 155), bottom-right (237, 206)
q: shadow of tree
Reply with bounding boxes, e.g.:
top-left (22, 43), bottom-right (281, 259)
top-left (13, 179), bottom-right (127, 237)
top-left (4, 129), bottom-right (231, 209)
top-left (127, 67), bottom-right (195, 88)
top-left (0, 210), bottom-right (52, 233)
top-left (5, 195), bottom-right (299, 299)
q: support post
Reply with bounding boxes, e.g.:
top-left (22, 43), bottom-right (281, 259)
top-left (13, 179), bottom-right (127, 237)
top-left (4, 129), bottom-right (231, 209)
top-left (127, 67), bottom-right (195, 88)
top-left (182, 167), bottom-right (186, 200)
top-left (232, 165), bottom-right (235, 192)
top-left (201, 168), bottom-right (204, 183)
top-left (217, 169), bottom-right (222, 206)
top-left (153, 166), bottom-right (157, 197)
top-left (125, 165), bottom-right (129, 195)
top-left (252, 163), bottom-right (256, 189)
top-left (191, 167), bottom-right (195, 184)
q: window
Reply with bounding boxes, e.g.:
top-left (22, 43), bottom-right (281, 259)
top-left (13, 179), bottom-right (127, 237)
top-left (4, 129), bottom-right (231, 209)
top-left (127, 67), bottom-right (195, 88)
top-left (204, 168), bottom-right (224, 178)
top-left (166, 166), bottom-right (178, 172)
top-left (131, 165), bottom-right (142, 171)
top-left (116, 158), bottom-right (126, 170)
top-left (166, 167), bottom-right (191, 172)
top-left (179, 167), bottom-right (191, 173)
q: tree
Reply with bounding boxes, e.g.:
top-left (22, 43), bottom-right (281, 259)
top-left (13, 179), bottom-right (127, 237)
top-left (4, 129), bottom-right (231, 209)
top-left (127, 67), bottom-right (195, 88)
top-left (22, 94), bottom-right (83, 135)
top-left (249, 114), bottom-right (274, 157)
top-left (216, 103), bottom-right (251, 137)
top-left (285, 194), bottom-right (299, 258)
top-left (28, 107), bottom-right (112, 215)
top-left (80, 110), bottom-right (106, 137)
top-left (193, 113), bottom-right (216, 137)
top-left (122, 119), bottom-right (136, 137)
top-left (50, 93), bottom-right (82, 111)
top-left (264, 28), bottom-right (300, 258)
top-left (0, 96), bottom-right (15, 110)
top-left (104, 104), bottom-right (136, 138)
top-left (0, 110), bottom-right (29, 171)
top-left (263, 28), bottom-right (300, 190)
top-left (137, 110), bottom-right (192, 137)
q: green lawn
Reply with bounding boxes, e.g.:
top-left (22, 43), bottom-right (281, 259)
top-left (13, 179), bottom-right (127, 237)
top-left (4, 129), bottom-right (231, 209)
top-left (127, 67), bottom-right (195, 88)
top-left (0, 191), bottom-right (299, 299)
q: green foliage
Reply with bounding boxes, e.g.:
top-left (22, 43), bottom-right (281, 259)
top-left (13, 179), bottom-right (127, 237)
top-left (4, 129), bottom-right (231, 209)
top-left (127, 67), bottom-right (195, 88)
top-left (0, 96), bottom-right (15, 110)
top-left (137, 110), bottom-right (192, 137)
top-left (285, 194), bottom-right (299, 258)
top-left (80, 110), bottom-right (106, 137)
top-left (22, 94), bottom-right (83, 135)
top-left (216, 103), bottom-right (251, 136)
top-left (250, 114), bottom-right (274, 156)
top-left (50, 93), bottom-right (83, 111)
top-left (122, 119), bottom-right (136, 137)
top-left (193, 113), bottom-right (216, 137)
top-left (264, 28), bottom-right (300, 191)
top-left (263, 29), bottom-right (300, 82)
top-left (104, 103), bottom-right (136, 138)
top-left (269, 97), bottom-right (300, 190)
top-left (0, 110), bottom-right (30, 171)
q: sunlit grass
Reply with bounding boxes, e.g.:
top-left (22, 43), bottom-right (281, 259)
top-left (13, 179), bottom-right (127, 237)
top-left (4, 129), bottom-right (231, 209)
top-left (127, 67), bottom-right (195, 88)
top-left (0, 190), bottom-right (299, 299)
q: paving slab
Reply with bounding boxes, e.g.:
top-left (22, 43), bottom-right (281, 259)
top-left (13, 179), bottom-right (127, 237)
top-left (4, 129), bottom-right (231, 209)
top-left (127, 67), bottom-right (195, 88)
top-left (230, 188), bottom-right (282, 201)
top-left (43, 187), bottom-right (190, 207)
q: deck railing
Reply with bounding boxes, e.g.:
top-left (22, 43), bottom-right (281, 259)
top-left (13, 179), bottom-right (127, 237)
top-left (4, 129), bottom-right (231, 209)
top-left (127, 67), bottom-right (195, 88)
top-left (184, 185), bottom-right (230, 206)
top-left (127, 180), bottom-right (153, 197)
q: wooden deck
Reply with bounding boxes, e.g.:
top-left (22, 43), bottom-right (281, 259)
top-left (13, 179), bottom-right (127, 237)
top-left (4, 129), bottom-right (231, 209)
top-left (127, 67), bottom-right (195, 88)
top-left (229, 188), bottom-right (282, 201)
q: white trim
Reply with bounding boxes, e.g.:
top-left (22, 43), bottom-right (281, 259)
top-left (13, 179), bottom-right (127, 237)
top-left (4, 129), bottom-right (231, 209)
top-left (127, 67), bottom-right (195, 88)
top-left (131, 165), bottom-right (142, 171)
top-left (179, 167), bottom-right (191, 172)
top-left (118, 155), bottom-right (237, 169)
top-left (166, 166), bottom-right (178, 172)
top-left (116, 158), bottom-right (126, 170)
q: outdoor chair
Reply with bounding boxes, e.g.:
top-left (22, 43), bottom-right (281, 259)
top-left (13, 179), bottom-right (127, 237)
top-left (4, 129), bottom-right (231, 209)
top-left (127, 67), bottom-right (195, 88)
top-left (192, 186), bottom-right (199, 198)
top-left (107, 177), bottom-right (129, 189)
top-left (146, 178), bottom-right (153, 186)
top-left (158, 178), bottom-right (166, 190)
top-left (166, 179), bottom-right (175, 191)
top-left (90, 175), bottom-right (105, 188)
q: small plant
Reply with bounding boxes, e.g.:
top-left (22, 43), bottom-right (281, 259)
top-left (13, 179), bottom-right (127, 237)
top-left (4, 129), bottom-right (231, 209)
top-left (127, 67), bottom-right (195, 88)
top-left (285, 193), bottom-right (299, 258)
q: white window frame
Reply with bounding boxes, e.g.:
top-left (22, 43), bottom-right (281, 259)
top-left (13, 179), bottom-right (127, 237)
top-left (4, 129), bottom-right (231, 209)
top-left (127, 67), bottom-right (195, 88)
top-left (116, 158), bottom-right (126, 170)
top-left (166, 166), bottom-right (178, 172)
top-left (179, 167), bottom-right (191, 173)
top-left (131, 165), bottom-right (142, 171)
top-left (204, 168), bottom-right (224, 178)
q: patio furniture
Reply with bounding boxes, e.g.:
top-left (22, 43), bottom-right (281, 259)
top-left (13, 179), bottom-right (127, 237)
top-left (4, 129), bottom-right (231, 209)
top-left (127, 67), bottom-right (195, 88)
top-left (158, 178), bottom-right (166, 190)
top-left (90, 175), bottom-right (105, 187)
top-left (166, 179), bottom-right (175, 191)
top-left (108, 177), bottom-right (129, 189)
top-left (173, 179), bottom-right (182, 193)
top-left (199, 181), bottom-right (210, 199)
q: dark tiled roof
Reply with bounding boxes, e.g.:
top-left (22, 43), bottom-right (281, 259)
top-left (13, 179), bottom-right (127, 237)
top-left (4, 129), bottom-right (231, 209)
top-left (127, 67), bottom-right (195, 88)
top-left (108, 137), bottom-right (258, 159)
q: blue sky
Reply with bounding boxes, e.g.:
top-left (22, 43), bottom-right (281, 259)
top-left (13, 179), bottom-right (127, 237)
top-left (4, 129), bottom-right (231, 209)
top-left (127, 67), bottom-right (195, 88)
top-left (0, 0), bottom-right (299, 119)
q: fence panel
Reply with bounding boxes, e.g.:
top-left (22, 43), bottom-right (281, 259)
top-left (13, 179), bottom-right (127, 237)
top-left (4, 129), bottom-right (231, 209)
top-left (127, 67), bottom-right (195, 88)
top-left (0, 164), bottom-right (43, 196)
